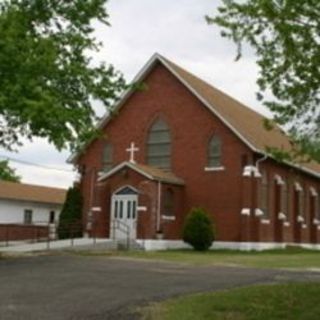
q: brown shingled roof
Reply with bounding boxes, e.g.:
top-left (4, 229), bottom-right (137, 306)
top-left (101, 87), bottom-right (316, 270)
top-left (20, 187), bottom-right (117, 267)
top-left (98, 162), bottom-right (185, 186)
top-left (162, 57), bottom-right (320, 176)
top-left (0, 181), bottom-right (66, 205)
top-left (133, 163), bottom-right (185, 185)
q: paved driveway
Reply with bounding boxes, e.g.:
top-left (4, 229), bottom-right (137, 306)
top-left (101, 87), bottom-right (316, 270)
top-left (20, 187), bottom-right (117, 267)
top-left (0, 254), bottom-right (319, 320)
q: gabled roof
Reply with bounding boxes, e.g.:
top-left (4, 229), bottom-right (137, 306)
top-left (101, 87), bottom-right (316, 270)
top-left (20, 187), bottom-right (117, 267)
top-left (70, 53), bottom-right (320, 178)
top-left (0, 181), bottom-right (66, 205)
top-left (98, 162), bottom-right (185, 186)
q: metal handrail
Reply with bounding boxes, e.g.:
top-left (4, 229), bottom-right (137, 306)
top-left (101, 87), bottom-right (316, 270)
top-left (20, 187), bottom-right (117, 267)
top-left (111, 219), bottom-right (130, 250)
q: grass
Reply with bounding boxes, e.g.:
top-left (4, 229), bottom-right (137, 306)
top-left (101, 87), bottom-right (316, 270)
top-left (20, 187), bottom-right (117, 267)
top-left (98, 247), bottom-right (320, 270)
top-left (141, 283), bottom-right (320, 320)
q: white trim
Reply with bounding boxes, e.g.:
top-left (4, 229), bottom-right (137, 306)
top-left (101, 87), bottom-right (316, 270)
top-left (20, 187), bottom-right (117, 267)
top-left (278, 212), bottom-right (286, 220)
top-left (99, 162), bottom-right (153, 182)
top-left (113, 184), bottom-right (139, 195)
top-left (310, 187), bottom-right (318, 197)
top-left (162, 215), bottom-right (176, 221)
top-left (204, 166), bottom-right (225, 172)
top-left (91, 207), bottom-right (102, 212)
top-left (137, 206), bottom-right (147, 212)
top-left (274, 174), bottom-right (285, 185)
top-left (98, 161), bottom-right (184, 186)
top-left (241, 208), bottom-right (250, 216)
top-left (297, 215), bottom-right (305, 223)
top-left (283, 221), bottom-right (290, 227)
top-left (242, 166), bottom-right (253, 177)
top-left (313, 218), bottom-right (320, 225)
top-left (136, 240), bottom-right (289, 251)
top-left (261, 219), bottom-right (270, 224)
top-left (243, 165), bottom-right (262, 178)
top-left (295, 182), bottom-right (303, 192)
top-left (255, 208), bottom-right (264, 217)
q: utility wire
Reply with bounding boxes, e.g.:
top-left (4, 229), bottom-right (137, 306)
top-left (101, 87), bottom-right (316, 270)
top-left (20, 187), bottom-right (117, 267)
top-left (0, 155), bottom-right (75, 173)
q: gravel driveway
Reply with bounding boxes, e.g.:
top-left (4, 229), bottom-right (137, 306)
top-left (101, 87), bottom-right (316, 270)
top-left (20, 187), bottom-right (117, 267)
top-left (0, 254), bottom-right (319, 320)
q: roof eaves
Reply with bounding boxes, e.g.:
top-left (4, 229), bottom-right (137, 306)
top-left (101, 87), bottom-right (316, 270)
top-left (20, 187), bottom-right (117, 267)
top-left (255, 150), bottom-right (320, 179)
top-left (98, 162), bottom-right (155, 182)
top-left (0, 196), bottom-right (64, 205)
top-left (155, 177), bottom-right (185, 186)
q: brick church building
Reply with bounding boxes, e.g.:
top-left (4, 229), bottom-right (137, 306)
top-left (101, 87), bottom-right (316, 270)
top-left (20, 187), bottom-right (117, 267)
top-left (70, 54), bottom-right (320, 250)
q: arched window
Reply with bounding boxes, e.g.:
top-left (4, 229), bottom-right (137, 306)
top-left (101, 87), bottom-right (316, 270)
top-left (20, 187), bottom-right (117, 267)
top-left (147, 119), bottom-right (171, 170)
top-left (208, 135), bottom-right (222, 167)
top-left (280, 178), bottom-right (289, 217)
top-left (259, 170), bottom-right (269, 217)
top-left (102, 143), bottom-right (113, 172)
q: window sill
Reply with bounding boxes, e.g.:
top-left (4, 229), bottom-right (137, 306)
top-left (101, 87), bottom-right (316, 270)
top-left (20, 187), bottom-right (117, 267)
top-left (261, 219), bottom-right (270, 224)
top-left (241, 208), bottom-right (250, 216)
top-left (204, 166), bottom-right (225, 172)
top-left (302, 224), bottom-right (307, 229)
top-left (283, 221), bottom-right (290, 227)
top-left (161, 215), bottom-right (176, 221)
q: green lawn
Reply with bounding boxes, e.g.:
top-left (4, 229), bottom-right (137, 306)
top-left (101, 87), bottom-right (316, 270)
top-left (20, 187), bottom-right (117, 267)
top-left (141, 283), bottom-right (320, 320)
top-left (111, 247), bottom-right (320, 269)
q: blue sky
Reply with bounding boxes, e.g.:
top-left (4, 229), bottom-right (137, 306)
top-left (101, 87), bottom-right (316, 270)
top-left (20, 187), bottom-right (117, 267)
top-left (0, 0), bottom-right (269, 188)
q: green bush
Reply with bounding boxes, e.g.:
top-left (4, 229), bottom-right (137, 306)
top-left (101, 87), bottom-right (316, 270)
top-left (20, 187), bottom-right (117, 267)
top-left (58, 186), bottom-right (83, 239)
top-left (182, 208), bottom-right (215, 251)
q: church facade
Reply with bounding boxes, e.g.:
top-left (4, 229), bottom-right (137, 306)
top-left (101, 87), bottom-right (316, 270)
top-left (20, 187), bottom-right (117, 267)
top-left (70, 54), bottom-right (320, 249)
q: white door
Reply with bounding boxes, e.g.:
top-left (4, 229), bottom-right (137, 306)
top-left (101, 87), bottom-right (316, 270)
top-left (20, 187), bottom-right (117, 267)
top-left (110, 190), bottom-right (138, 240)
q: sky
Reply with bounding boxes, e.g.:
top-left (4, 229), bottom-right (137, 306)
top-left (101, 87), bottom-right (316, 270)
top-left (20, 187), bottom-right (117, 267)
top-left (0, 0), bottom-right (271, 189)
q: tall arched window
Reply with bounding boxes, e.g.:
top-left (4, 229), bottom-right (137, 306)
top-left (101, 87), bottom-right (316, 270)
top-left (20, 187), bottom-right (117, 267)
top-left (280, 178), bottom-right (289, 217)
top-left (259, 170), bottom-right (269, 218)
top-left (102, 143), bottom-right (113, 172)
top-left (208, 135), bottom-right (222, 167)
top-left (147, 119), bottom-right (171, 170)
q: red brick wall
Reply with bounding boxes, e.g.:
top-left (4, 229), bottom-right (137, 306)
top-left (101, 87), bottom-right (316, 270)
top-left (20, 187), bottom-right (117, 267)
top-left (250, 159), bottom-right (320, 244)
top-left (78, 63), bottom-right (251, 241)
top-left (77, 62), bottom-right (320, 244)
top-left (0, 224), bottom-right (49, 242)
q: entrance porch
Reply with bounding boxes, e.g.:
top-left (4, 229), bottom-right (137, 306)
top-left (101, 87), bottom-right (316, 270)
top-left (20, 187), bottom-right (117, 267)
top-left (88, 161), bottom-right (185, 241)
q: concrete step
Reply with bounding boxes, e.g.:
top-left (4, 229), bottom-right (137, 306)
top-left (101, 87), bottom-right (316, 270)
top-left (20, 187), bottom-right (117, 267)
top-left (116, 239), bottom-right (144, 251)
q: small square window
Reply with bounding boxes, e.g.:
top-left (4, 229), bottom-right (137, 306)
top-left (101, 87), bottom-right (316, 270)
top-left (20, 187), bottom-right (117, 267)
top-left (24, 209), bottom-right (33, 224)
top-left (49, 211), bottom-right (55, 224)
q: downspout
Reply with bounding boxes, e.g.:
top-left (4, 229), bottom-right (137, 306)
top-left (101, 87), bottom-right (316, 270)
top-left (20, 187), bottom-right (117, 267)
top-left (255, 154), bottom-right (268, 172)
top-left (87, 167), bottom-right (96, 235)
top-left (157, 180), bottom-right (162, 232)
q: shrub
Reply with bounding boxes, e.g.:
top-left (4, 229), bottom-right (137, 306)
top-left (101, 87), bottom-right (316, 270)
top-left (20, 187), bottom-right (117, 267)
top-left (58, 186), bottom-right (83, 239)
top-left (182, 208), bottom-right (215, 251)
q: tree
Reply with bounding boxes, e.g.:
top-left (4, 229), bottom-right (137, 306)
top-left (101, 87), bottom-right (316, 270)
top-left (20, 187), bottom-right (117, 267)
top-left (0, 160), bottom-right (21, 182)
top-left (57, 185), bottom-right (83, 239)
top-left (207, 0), bottom-right (320, 162)
top-left (0, 0), bottom-right (126, 152)
top-left (182, 208), bottom-right (215, 251)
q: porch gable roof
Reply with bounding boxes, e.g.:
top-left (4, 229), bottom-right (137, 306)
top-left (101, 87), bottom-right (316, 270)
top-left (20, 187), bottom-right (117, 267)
top-left (98, 162), bottom-right (185, 186)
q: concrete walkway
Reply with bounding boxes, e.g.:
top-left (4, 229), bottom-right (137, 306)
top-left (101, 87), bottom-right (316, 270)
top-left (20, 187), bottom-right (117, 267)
top-left (0, 238), bottom-right (114, 254)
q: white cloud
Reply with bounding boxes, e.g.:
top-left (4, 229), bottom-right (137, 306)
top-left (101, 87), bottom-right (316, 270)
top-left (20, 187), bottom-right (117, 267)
top-left (2, 0), bottom-right (268, 188)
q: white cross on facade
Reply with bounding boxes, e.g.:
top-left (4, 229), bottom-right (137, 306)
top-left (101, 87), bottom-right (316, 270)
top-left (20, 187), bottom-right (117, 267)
top-left (126, 142), bottom-right (139, 164)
